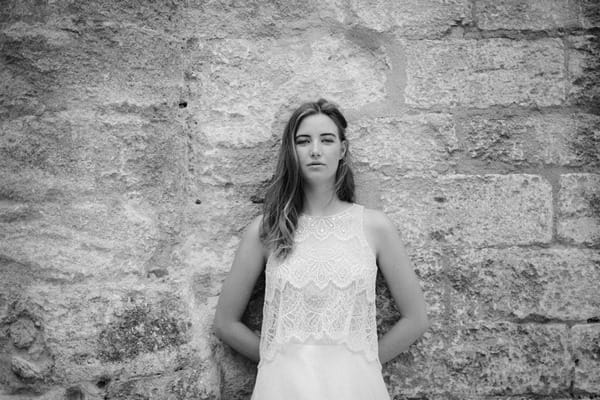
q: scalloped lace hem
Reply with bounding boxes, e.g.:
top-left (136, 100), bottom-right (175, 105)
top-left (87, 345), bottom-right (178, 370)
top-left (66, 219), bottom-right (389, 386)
top-left (259, 336), bottom-right (380, 368)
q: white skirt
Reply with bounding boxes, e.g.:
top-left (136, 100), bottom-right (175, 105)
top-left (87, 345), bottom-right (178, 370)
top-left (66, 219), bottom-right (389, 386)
top-left (251, 344), bottom-right (390, 400)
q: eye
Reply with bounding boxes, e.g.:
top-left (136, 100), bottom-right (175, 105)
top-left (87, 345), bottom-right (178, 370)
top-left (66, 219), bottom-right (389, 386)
top-left (295, 138), bottom-right (309, 145)
top-left (322, 138), bottom-right (335, 143)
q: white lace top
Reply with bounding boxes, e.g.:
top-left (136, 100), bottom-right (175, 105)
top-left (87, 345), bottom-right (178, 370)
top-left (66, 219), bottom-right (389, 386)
top-left (259, 203), bottom-right (379, 366)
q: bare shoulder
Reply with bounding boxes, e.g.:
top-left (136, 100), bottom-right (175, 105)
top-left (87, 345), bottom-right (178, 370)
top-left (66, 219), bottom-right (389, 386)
top-left (239, 214), bottom-right (268, 260)
top-left (246, 214), bottom-right (264, 235)
top-left (363, 207), bottom-right (397, 236)
top-left (362, 207), bottom-right (400, 256)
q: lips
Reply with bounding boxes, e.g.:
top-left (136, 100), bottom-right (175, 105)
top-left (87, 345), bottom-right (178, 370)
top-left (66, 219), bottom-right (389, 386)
top-left (308, 162), bottom-right (325, 166)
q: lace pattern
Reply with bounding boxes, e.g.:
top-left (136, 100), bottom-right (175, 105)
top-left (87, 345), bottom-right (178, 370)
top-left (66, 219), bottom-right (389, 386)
top-left (260, 204), bottom-right (379, 365)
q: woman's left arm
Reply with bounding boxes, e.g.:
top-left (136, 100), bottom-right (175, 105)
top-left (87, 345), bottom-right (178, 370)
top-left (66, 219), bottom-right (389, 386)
top-left (365, 209), bottom-right (430, 364)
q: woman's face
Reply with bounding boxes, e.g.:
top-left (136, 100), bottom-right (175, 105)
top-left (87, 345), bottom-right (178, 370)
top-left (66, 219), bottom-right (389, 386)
top-left (294, 113), bottom-right (347, 185)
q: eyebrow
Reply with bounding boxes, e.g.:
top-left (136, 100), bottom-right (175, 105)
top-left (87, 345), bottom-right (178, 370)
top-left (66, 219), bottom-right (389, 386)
top-left (295, 132), bottom-right (337, 138)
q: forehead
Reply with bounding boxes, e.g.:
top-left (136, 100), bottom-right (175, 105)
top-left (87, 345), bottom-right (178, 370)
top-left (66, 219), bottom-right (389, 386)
top-left (296, 113), bottom-right (339, 136)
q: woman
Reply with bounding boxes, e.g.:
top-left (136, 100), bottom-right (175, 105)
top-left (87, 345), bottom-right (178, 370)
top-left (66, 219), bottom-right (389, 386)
top-left (214, 98), bottom-right (429, 399)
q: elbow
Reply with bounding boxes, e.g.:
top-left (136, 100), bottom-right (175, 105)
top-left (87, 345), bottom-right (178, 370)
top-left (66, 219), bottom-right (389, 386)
top-left (419, 314), bottom-right (431, 335)
top-left (213, 313), bottom-right (227, 341)
top-left (422, 315), bottom-right (431, 333)
top-left (411, 312), bottom-right (430, 337)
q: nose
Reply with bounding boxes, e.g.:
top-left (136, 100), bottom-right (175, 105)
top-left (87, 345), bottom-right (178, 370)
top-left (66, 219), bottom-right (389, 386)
top-left (310, 142), bottom-right (321, 157)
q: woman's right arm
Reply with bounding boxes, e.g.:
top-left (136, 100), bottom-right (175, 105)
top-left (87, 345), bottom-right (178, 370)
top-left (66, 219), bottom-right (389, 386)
top-left (213, 215), bottom-right (267, 362)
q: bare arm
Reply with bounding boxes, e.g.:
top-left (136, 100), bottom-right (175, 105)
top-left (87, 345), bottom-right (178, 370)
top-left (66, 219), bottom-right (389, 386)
top-left (213, 215), bottom-right (267, 362)
top-left (365, 209), bottom-right (430, 364)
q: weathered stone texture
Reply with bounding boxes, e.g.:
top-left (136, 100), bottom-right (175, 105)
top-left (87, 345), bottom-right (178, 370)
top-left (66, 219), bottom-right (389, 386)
top-left (476, 0), bottom-right (581, 30)
top-left (188, 184), bottom-right (262, 243)
top-left (8, 318), bottom-right (37, 349)
top-left (377, 249), bottom-right (447, 397)
top-left (11, 356), bottom-right (45, 380)
top-left (567, 34), bottom-right (600, 110)
top-left (178, 0), bottom-right (346, 39)
top-left (444, 323), bottom-right (571, 395)
top-left (1, 18), bottom-right (182, 109)
top-left (102, 357), bottom-right (220, 400)
top-left (458, 112), bottom-right (600, 168)
top-left (348, 0), bottom-right (472, 38)
top-left (474, 0), bottom-right (600, 31)
top-left (0, 297), bottom-right (54, 395)
top-left (216, 344), bottom-right (257, 400)
top-left (0, 200), bottom-right (162, 279)
top-left (0, 0), bottom-right (598, 398)
top-left (580, 0), bottom-right (600, 29)
top-left (558, 173), bottom-right (600, 246)
top-left (448, 247), bottom-right (600, 321)
top-left (404, 38), bottom-right (566, 108)
top-left (12, 284), bottom-right (195, 383)
top-left (196, 144), bottom-right (278, 186)
top-left (0, 0), bottom-right (49, 24)
top-left (97, 302), bottom-right (189, 362)
top-left (380, 174), bottom-right (553, 248)
top-left (354, 171), bottom-right (383, 210)
top-left (572, 324), bottom-right (600, 392)
top-left (185, 34), bottom-right (387, 148)
top-left (383, 322), bottom-right (447, 398)
top-left (350, 114), bottom-right (459, 176)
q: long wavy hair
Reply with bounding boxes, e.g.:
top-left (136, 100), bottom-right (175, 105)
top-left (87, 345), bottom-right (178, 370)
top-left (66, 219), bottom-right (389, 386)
top-left (260, 98), bottom-right (355, 259)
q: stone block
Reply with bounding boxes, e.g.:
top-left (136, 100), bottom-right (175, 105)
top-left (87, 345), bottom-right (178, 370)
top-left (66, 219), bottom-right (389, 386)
top-left (571, 324), bottom-right (600, 392)
top-left (6, 0), bottom-right (181, 33)
top-left (447, 247), bottom-right (600, 321)
top-left (380, 174), bottom-right (553, 248)
top-left (0, 105), bottom-right (186, 281)
top-left (458, 112), bottom-right (600, 168)
top-left (62, 108), bottom-right (187, 204)
top-left (383, 321), bottom-right (447, 398)
top-left (0, 65), bottom-right (47, 119)
top-left (0, 106), bottom-right (186, 206)
top-left (0, 0), bottom-right (49, 24)
top-left (558, 173), bottom-right (600, 246)
top-left (476, 0), bottom-right (581, 30)
top-left (104, 361), bottom-right (220, 400)
top-left (350, 114), bottom-right (459, 176)
top-left (194, 143), bottom-right (278, 186)
top-left (404, 38), bottom-right (566, 108)
top-left (0, 197), bottom-right (163, 277)
top-left (1, 17), bottom-right (182, 107)
top-left (567, 34), bottom-right (600, 109)
top-left (36, 286), bottom-right (197, 385)
top-left (580, 0), bottom-right (600, 28)
top-left (0, 115), bottom-right (79, 175)
top-left (348, 0), bottom-right (472, 38)
top-left (443, 322), bottom-right (571, 395)
top-left (184, 34), bottom-right (387, 148)
top-left (178, 0), bottom-right (345, 39)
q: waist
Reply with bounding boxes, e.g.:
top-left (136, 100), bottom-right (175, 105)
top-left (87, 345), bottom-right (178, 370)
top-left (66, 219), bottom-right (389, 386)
top-left (258, 342), bottom-right (382, 370)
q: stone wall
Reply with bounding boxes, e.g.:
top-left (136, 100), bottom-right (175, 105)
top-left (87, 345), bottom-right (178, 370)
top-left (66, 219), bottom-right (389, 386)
top-left (1, 1), bottom-right (599, 399)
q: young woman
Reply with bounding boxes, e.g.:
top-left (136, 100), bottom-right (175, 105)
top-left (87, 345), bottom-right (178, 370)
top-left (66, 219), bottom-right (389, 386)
top-left (214, 99), bottom-right (429, 399)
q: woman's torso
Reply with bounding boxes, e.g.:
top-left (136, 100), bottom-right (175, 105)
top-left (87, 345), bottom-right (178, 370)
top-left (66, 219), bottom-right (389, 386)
top-left (259, 203), bottom-right (380, 367)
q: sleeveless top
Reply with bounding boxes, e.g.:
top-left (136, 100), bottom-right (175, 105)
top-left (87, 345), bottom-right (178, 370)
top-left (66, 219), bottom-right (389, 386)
top-left (259, 203), bottom-right (379, 367)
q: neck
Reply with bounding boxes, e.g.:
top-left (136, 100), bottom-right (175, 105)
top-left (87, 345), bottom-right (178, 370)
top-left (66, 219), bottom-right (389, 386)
top-left (302, 183), bottom-right (343, 216)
